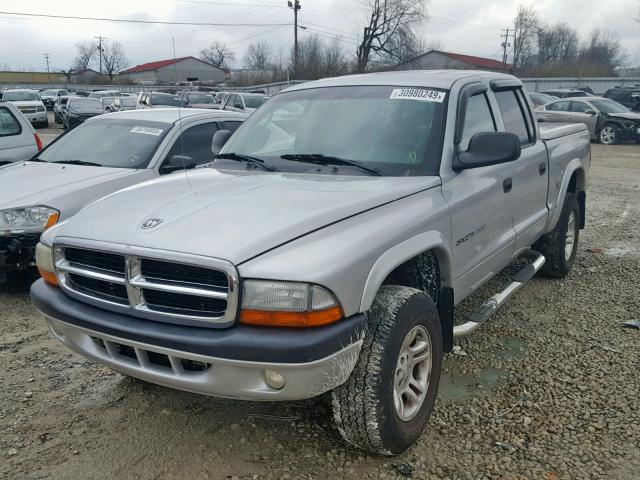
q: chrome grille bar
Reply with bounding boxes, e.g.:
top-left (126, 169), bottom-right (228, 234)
top-left (52, 240), bottom-right (239, 327)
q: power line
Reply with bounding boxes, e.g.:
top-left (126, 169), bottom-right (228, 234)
top-left (0, 10), bottom-right (290, 27)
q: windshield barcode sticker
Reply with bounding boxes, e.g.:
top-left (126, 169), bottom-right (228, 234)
top-left (131, 126), bottom-right (163, 136)
top-left (390, 89), bottom-right (445, 103)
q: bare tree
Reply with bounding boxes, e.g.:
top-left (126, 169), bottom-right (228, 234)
top-left (296, 34), bottom-right (324, 79)
top-left (102, 41), bottom-right (128, 81)
top-left (73, 41), bottom-right (97, 71)
top-left (578, 29), bottom-right (625, 75)
top-left (200, 42), bottom-right (235, 68)
top-left (59, 68), bottom-right (75, 82)
top-left (323, 38), bottom-right (349, 77)
top-left (356, 0), bottom-right (426, 73)
top-left (0, 62), bottom-right (10, 70)
top-left (243, 41), bottom-right (273, 70)
top-left (536, 22), bottom-right (579, 65)
top-left (512, 5), bottom-right (539, 69)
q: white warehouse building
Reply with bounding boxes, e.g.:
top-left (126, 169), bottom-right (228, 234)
top-left (119, 56), bottom-right (227, 84)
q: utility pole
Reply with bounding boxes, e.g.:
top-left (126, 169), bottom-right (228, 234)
top-left (288, 0), bottom-right (301, 79)
top-left (43, 53), bottom-right (51, 83)
top-left (500, 29), bottom-right (512, 72)
top-left (94, 36), bottom-right (106, 74)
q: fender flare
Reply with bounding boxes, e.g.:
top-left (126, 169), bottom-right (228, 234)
top-left (359, 230), bottom-right (452, 312)
top-left (545, 159), bottom-right (586, 233)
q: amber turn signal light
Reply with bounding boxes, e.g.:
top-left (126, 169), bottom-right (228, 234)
top-left (240, 305), bottom-right (342, 328)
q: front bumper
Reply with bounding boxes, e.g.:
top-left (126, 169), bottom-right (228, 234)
top-left (0, 233), bottom-right (40, 281)
top-left (31, 280), bottom-right (366, 400)
top-left (22, 111), bottom-right (47, 125)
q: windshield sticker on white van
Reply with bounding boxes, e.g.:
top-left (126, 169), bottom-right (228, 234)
top-left (131, 126), bottom-right (163, 136)
top-left (389, 89), bottom-right (445, 103)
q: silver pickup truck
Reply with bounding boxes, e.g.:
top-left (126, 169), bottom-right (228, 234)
top-left (31, 71), bottom-right (590, 455)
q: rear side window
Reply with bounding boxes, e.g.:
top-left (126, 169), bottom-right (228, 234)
top-left (569, 101), bottom-right (591, 113)
top-left (166, 122), bottom-right (219, 166)
top-left (460, 93), bottom-right (496, 151)
top-left (494, 89), bottom-right (534, 145)
top-left (0, 107), bottom-right (21, 136)
top-left (234, 96), bottom-right (244, 109)
top-left (547, 101), bottom-right (571, 112)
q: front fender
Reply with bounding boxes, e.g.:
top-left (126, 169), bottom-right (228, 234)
top-left (545, 158), bottom-right (587, 233)
top-left (359, 231), bottom-right (452, 312)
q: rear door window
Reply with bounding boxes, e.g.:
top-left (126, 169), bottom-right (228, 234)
top-left (494, 88), bottom-right (533, 145)
top-left (460, 93), bottom-right (496, 151)
top-left (547, 101), bottom-right (571, 112)
top-left (0, 107), bottom-right (21, 136)
top-left (166, 122), bottom-right (219, 166)
top-left (234, 96), bottom-right (244, 109)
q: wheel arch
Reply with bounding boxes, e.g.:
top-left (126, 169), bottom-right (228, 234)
top-left (546, 160), bottom-right (587, 233)
top-left (360, 231), bottom-right (452, 313)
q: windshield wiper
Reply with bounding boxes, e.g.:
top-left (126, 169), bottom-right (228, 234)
top-left (280, 153), bottom-right (382, 176)
top-left (215, 153), bottom-right (277, 172)
top-left (51, 160), bottom-right (102, 167)
top-left (26, 157), bottom-right (45, 162)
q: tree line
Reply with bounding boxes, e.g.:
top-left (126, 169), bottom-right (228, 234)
top-left (511, 6), bottom-right (624, 76)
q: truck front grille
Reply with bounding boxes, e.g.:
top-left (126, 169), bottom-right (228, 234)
top-left (54, 245), bottom-right (238, 325)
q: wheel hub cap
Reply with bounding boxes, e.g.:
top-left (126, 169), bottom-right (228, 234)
top-left (601, 127), bottom-right (615, 144)
top-left (393, 325), bottom-right (432, 421)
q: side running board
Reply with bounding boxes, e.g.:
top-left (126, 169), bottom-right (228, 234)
top-left (453, 250), bottom-right (546, 339)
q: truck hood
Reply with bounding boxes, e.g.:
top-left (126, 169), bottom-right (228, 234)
top-left (54, 168), bottom-right (441, 264)
top-left (0, 162), bottom-right (142, 211)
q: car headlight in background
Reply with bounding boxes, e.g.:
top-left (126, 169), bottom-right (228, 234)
top-left (240, 280), bottom-right (343, 327)
top-left (622, 121), bottom-right (635, 129)
top-left (35, 242), bottom-right (57, 286)
top-left (0, 206), bottom-right (59, 237)
top-left (37, 106), bottom-right (45, 112)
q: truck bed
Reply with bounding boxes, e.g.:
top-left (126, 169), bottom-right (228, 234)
top-left (539, 122), bottom-right (588, 141)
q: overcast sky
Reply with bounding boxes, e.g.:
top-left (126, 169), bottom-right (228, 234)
top-left (1, 0), bottom-right (638, 72)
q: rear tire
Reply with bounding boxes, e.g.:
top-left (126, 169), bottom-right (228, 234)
top-left (331, 286), bottom-right (443, 455)
top-left (535, 193), bottom-right (580, 278)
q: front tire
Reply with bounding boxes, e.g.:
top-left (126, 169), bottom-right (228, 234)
top-left (599, 124), bottom-right (620, 145)
top-left (331, 286), bottom-right (443, 455)
top-left (535, 193), bottom-right (580, 278)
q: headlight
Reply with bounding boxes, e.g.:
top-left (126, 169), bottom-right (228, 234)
top-left (622, 121), bottom-right (635, 129)
top-left (35, 242), bottom-right (58, 286)
top-left (0, 206), bottom-right (59, 236)
top-left (240, 280), bottom-right (342, 327)
top-left (37, 106), bottom-right (45, 112)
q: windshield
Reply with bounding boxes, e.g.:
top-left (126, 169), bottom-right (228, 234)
top-left (4, 91), bottom-right (39, 101)
top-left (69, 99), bottom-right (104, 113)
top-left (591, 99), bottom-right (630, 114)
top-left (37, 119), bottom-right (171, 168)
top-left (41, 90), bottom-right (58, 97)
top-left (220, 85), bottom-right (447, 176)
top-left (188, 93), bottom-right (214, 104)
top-left (244, 96), bottom-right (268, 109)
top-left (121, 97), bottom-right (137, 107)
top-left (101, 97), bottom-right (117, 106)
top-left (152, 94), bottom-right (184, 107)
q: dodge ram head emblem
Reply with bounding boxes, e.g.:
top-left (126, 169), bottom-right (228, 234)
top-left (141, 218), bottom-right (163, 229)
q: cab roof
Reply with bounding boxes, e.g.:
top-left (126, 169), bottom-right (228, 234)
top-left (282, 70), bottom-right (520, 93)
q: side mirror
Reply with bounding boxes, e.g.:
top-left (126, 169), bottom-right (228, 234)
top-left (211, 129), bottom-right (233, 155)
top-left (453, 132), bottom-right (521, 171)
top-left (161, 154), bottom-right (196, 174)
top-left (583, 108), bottom-right (596, 115)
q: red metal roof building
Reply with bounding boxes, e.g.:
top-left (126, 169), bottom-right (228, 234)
top-left (119, 56), bottom-right (226, 84)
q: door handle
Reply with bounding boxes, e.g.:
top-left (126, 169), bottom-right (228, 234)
top-left (539, 162), bottom-right (547, 175)
top-left (503, 177), bottom-right (512, 193)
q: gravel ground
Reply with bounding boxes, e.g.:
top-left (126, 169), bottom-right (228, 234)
top-left (1, 144), bottom-right (638, 480)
